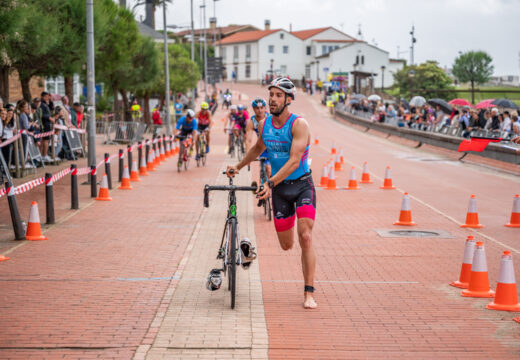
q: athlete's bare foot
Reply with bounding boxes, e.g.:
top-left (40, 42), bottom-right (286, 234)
top-left (303, 293), bottom-right (317, 309)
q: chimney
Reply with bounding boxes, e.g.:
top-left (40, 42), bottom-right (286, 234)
top-left (209, 17), bottom-right (216, 30)
top-left (290, 23), bottom-right (292, 33)
top-left (264, 20), bottom-right (271, 31)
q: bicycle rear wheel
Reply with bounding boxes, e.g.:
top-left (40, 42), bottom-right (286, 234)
top-left (177, 145), bottom-right (183, 172)
top-left (228, 217), bottom-right (237, 309)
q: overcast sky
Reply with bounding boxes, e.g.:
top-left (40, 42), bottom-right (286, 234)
top-left (127, 0), bottom-right (520, 77)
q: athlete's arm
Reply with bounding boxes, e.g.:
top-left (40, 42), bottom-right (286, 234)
top-left (269, 118), bottom-right (309, 186)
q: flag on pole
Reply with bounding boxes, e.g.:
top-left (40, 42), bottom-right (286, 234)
top-left (458, 137), bottom-right (502, 152)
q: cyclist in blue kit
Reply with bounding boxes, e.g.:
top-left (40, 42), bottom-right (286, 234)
top-left (226, 78), bottom-right (317, 309)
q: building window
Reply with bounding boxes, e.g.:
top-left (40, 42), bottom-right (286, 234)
top-left (306, 46), bottom-right (311, 56)
top-left (280, 65), bottom-right (287, 75)
top-left (245, 64), bottom-right (251, 78)
top-left (305, 64), bottom-right (310, 78)
top-left (334, 45), bottom-right (339, 50)
top-left (361, 55), bottom-right (365, 65)
top-left (322, 45), bottom-right (327, 54)
top-left (246, 44), bottom-right (251, 61)
top-left (283, 46), bottom-right (289, 54)
top-left (328, 46), bottom-right (334, 53)
top-left (233, 46), bottom-right (238, 61)
top-left (221, 47), bottom-right (226, 61)
top-left (356, 55), bottom-right (359, 65)
top-left (268, 45), bottom-right (274, 53)
top-left (280, 33), bottom-right (284, 39)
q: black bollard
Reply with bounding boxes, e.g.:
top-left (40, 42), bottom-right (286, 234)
top-left (127, 144), bottom-right (132, 171)
top-left (138, 142), bottom-right (143, 169)
top-left (45, 173), bottom-right (55, 224)
top-left (145, 143), bottom-right (150, 165)
top-left (90, 166), bottom-right (97, 198)
top-left (118, 149), bottom-right (124, 182)
top-left (162, 135), bottom-right (167, 153)
top-left (104, 153), bottom-right (112, 189)
top-left (71, 164), bottom-right (79, 209)
top-left (5, 182), bottom-right (25, 240)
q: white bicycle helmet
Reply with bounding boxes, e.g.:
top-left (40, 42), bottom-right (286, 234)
top-left (230, 104), bottom-right (238, 111)
top-left (186, 109), bottom-right (195, 118)
top-left (268, 77), bottom-right (296, 99)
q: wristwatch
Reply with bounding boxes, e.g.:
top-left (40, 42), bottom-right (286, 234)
top-left (267, 180), bottom-right (274, 189)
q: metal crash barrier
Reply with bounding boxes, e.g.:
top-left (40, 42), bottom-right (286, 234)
top-left (104, 121), bottom-right (146, 144)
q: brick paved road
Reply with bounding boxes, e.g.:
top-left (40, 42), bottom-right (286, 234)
top-left (0, 82), bottom-right (519, 360)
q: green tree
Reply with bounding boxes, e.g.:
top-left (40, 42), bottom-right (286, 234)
top-left (392, 61), bottom-right (455, 100)
top-left (452, 51), bottom-right (494, 104)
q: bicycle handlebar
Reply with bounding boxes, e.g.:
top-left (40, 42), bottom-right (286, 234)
top-left (203, 178), bottom-right (260, 208)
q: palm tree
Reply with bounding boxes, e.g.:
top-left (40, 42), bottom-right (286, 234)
top-left (131, 0), bottom-right (173, 30)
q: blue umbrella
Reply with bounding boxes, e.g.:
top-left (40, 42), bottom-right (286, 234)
top-left (349, 99), bottom-right (360, 104)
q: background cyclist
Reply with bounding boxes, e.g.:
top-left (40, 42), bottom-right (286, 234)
top-left (196, 101), bottom-right (212, 155)
top-left (175, 109), bottom-right (198, 159)
top-left (224, 104), bottom-right (238, 153)
top-left (246, 97), bottom-right (271, 178)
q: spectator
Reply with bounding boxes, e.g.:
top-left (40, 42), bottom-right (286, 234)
top-left (72, 102), bottom-right (83, 128)
top-left (39, 91), bottom-right (55, 161)
top-left (152, 106), bottom-right (162, 125)
top-left (459, 108), bottom-right (470, 136)
top-left (61, 95), bottom-right (73, 127)
top-left (386, 105), bottom-right (397, 122)
top-left (433, 105), bottom-right (445, 130)
top-left (1, 105), bottom-right (16, 165)
top-left (490, 108), bottom-right (500, 130)
top-left (511, 112), bottom-right (520, 136)
top-left (501, 110), bottom-right (512, 133)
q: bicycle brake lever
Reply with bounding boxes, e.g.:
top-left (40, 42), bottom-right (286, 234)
top-left (251, 181), bottom-right (258, 193)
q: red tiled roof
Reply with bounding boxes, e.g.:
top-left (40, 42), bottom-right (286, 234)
top-left (175, 24), bottom-right (258, 37)
top-left (291, 27), bottom-right (330, 40)
top-left (314, 39), bottom-right (358, 43)
top-left (217, 29), bottom-right (281, 45)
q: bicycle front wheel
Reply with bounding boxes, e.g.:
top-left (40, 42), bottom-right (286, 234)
top-left (228, 217), bottom-right (238, 309)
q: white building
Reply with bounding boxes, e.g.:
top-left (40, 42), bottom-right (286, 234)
top-left (216, 22), bottom-right (405, 91)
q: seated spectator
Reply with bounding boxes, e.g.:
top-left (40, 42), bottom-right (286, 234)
top-left (501, 110), bottom-right (512, 133)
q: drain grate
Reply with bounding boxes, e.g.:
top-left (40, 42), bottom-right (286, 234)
top-left (374, 229), bottom-right (454, 238)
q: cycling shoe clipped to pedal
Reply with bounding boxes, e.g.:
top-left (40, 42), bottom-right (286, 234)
top-left (206, 269), bottom-right (222, 291)
top-left (240, 238), bottom-right (257, 270)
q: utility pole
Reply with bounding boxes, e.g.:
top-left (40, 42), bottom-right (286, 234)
top-left (162, 1), bottom-right (171, 135)
top-left (191, 0), bottom-right (195, 104)
top-left (410, 25), bottom-right (416, 65)
top-left (203, 0), bottom-right (208, 100)
top-left (86, 0), bottom-right (96, 168)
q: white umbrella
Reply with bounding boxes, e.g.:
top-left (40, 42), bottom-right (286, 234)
top-left (410, 96), bottom-right (426, 107)
top-left (367, 94), bottom-right (381, 102)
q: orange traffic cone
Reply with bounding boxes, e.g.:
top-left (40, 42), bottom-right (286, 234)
top-left (339, 149), bottom-right (344, 164)
top-left (317, 165), bottom-right (329, 187)
top-left (393, 192), bottom-right (416, 225)
top-left (461, 195), bottom-right (483, 228)
top-left (331, 143), bottom-right (336, 155)
top-left (0, 254), bottom-right (9, 262)
top-left (147, 151), bottom-right (155, 172)
top-left (505, 194), bottom-right (520, 228)
top-left (380, 166), bottom-right (396, 189)
top-left (360, 162), bottom-right (372, 184)
top-left (160, 143), bottom-right (166, 161)
top-left (461, 241), bottom-right (495, 298)
top-left (326, 166), bottom-right (338, 190)
top-left (486, 251), bottom-right (520, 311)
top-left (166, 141), bottom-right (172, 158)
top-left (25, 202), bottom-right (48, 241)
top-left (514, 317), bottom-right (520, 323)
top-left (334, 155), bottom-right (342, 171)
top-left (314, 136), bottom-right (319, 145)
top-left (130, 160), bottom-right (141, 182)
top-left (345, 167), bottom-right (360, 190)
top-left (450, 235), bottom-right (476, 289)
top-left (139, 153), bottom-right (149, 176)
top-left (95, 174), bottom-right (112, 201)
top-left (155, 148), bottom-right (161, 166)
top-left (118, 166), bottom-right (133, 190)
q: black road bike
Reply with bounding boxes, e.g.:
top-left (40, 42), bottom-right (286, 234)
top-left (176, 134), bottom-right (192, 172)
top-left (255, 157), bottom-right (272, 221)
top-left (203, 173), bottom-right (258, 309)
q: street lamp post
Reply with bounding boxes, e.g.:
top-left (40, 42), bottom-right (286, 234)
top-left (86, 0), bottom-right (96, 168)
top-left (202, 0), bottom-right (208, 100)
top-left (316, 60), bottom-right (320, 82)
top-left (191, 0), bottom-right (195, 105)
top-left (162, 1), bottom-right (171, 135)
top-left (381, 65), bottom-right (386, 93)
top-left (408, 69), bottom-right (415, 98)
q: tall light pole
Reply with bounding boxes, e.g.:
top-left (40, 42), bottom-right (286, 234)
top-left (381, 65), bottom-right (385, 92)
top-left (86, 0), bottom-right (96, 168)
top-left (162, 1), bottom-right (171, 135)
top-left (202, 0), bottom-right (208, 100)
top-left (190, 0), bottom-right (195, 104)
top-left (410, 25), bottom-right (416, 65)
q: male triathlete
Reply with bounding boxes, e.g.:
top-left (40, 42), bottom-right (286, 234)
top-left (246, 97), bottom-right (271, 178)
top-left (223, 89), bottom-right (232, 109)
top-left (175, 109), bottom-right (198, 161)
top-left (226, 78), bottom-right (317, 309)
top-left (196, 101), bottom-right (212, 154)
top-left (224, 105), bottom-right (238, 153)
